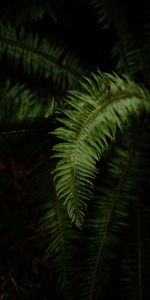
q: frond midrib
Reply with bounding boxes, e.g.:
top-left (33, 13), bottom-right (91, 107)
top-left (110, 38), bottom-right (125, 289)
top-left (54, 72), bottom-right (150, 228)
top-left (73, 92), bottom-right (132, 146)
top-left (0, 37), bottom-right (82, 79)
top-left (64, 92), bottom-right (143, 224)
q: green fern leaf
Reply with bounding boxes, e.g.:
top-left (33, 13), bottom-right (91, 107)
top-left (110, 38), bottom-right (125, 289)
top-left (76, 138), bottom-right (137, 299)
top-left (0, 80), bottom-right (56, 135)
top-left (53, 72), bottom-right (150, 228)
top-left (76, 128), bottom-right (150, 300)
top-left (0, 23), bottom-right (85, 90)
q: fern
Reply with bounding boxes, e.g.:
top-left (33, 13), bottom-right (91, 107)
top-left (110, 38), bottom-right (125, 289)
top-left (92, 0), bottom-right (140, 77)
top-left (0, 81), bottom-right (56, 135)
top-left (0, 23), bottom-right (85, 90)
top-left (53, 72), bottom-right (150, 228)
top-left (39, 171), bottom-right (79, 300)
top-left (15, 3), bottom-right (57, 24)
top-left (119, 130), bottom-right (150, 300)
top-left (76, 139), bottom-right (134, 299)
top-left (0, 1), bottom-right (150, 300)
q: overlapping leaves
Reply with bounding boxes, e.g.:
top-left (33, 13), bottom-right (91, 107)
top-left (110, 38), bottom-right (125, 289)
top-left (0, 23), bottom-right (85, 90)
top-left (53, 72), bottom-right (150, 228)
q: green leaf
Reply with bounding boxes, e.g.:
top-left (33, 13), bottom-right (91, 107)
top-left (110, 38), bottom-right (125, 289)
top-left (52, 72), bottom-right (150, 228)
top-left (0, 23), bottom-right (85, 90)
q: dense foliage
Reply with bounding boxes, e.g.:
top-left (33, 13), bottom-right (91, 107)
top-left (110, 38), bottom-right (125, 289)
top-left (0, 0), bottom-right (150, 299)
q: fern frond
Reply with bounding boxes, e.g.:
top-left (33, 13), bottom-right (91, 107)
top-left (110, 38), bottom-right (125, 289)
top-left (40, 172), bottom-right (79, 299)
top-left (92, 0), bottom-right (139, 77)
top-left (91, 0), bottom-right (111, 28)
top-left (0, 80), bottom-right (55, 134)
top-left (119, 130), bottom-right (150, 300)
top-left (53, 72), bottom-right (150, 228)
top-left (15, 3), bottom-right (57, 24)
top-left (0, 117), bottom-right (77, 298)
top-left (136, 3), bottom-right (150, 87)
top-left (77, 135), bottom-right (143, 300)
top-left (0, 23), bottom-right (85, 90)
top-left (112, 31), bottom-right (139, 78)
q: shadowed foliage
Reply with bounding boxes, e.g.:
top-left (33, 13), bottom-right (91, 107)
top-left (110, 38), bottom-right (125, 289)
top-left (0, 0), bottom-right (150, 299)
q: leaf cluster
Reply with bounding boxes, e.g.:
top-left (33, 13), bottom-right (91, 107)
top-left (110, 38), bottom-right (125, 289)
top-left (0, 1), bottom-right (150, 300)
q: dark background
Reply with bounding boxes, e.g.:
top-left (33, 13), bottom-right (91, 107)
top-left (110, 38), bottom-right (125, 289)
top-left (0, 1), bottom-right (148, 299)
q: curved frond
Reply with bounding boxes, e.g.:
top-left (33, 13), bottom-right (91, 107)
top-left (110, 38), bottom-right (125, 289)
top-left (53, 72), bottom-right (150, 228)
top-left (0, 23), bottom-right (85, 90)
